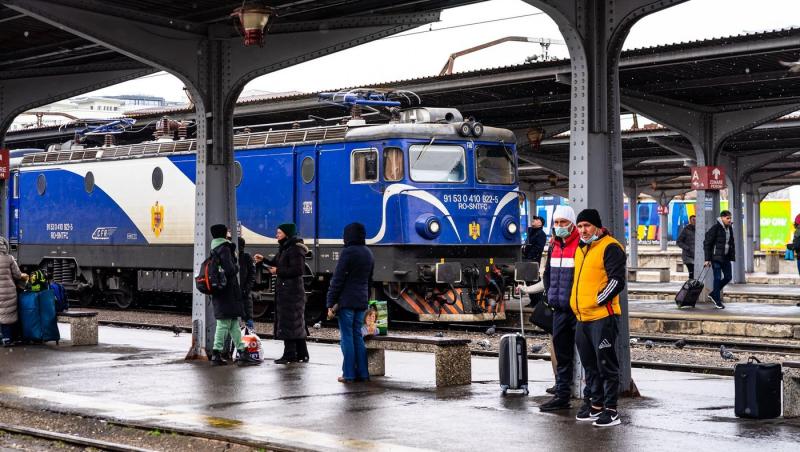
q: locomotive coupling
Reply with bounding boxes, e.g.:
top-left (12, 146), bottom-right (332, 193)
top-left (418, 262), bottom-right (462, 284)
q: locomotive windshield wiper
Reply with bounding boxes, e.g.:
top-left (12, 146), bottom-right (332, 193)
top-left (412, 136), bottom-right (436, 168)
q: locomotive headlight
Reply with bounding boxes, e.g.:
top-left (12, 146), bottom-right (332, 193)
top-left (415, 214), bottom-right (442, 239)
top-left (501, 215), bottom-right (518, 239)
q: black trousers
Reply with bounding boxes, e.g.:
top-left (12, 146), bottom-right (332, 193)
top-left (575, 315), bottom-right (620, 408)
top-left (283, 339), bottom-right (308, 359)
top-left (552, 310), bottom-right (591, 400)
top-left (685, 263), bottom-right (695, 280)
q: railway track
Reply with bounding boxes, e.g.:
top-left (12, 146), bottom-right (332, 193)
top-left (0, 422), bottom-right (156, 452)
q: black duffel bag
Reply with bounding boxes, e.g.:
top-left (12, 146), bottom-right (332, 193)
top-left (530, 296), bottom-right (554, 334)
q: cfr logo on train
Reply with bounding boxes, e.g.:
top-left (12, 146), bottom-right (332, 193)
top-left (151, 201), bottom-right (165, 237)
top-left (469, 221), bottom-right (481, 240)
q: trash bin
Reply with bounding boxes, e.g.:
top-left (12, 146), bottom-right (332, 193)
top-left (766, 251), bottom-right (780, 275)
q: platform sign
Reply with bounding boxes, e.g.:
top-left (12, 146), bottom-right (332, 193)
top-left (656, 205), bottom-right (669, 215)
top-left (690, 166), bottom-right (726, 190)
top-left (0, 149), bottom-right (8, 180)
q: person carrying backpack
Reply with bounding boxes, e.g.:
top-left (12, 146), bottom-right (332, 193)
top-left (237, 236), bottom-right (257, 330)
top-left (207, 224), bottom-right (257, 366)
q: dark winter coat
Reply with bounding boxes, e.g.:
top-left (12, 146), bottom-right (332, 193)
top-left (542, 227), bottom-right (580, 312)
top-left (326, 223), bottom-right (375, 311)
top-left (704, 221), bottom-right (735, 263)
top-left (210, 240), bottom-right (244, 320)
top-left (523, 226), bottom-right (547, 263)
top-left (239, 251), bottom-right (256, 321)
top-left (265, 236), bottom-right (308, 340)
top-left (790, 227), bottom-right (800, 252)
top-left (676, 224), bottom-right (696, 264)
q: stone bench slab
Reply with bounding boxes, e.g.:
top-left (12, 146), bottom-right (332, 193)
top-left (365, 335), bottom-right (471, 387)
top-left (784, 361), bottom-right (800, 418)
top-left (57, 310), bottom-right (98, 346)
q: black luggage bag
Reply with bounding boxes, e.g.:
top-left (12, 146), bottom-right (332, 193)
top-left (675, 267), bottom-right (708, 308)
top-left (499, 333), bottom-right (529, 395)
top-left (734, 356), bottom-right (782, 419)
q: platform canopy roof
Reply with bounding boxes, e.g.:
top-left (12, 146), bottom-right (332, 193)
top-left (0, 0), bottom-right (480, 77)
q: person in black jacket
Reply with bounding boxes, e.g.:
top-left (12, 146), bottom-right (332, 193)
top-left (703, 211), bottom-right (734, 309)
top-left (326, 222), bottom-right (375, 383)
top-left (676, 215), bottom-right (696, 279)
top-left (237, 237), bottom-right (257, 330)
top-left (209, 224), bottom-right (257, 366)
top-left (255, 223), bottom-right (309, 364)
top-left (524, 216), bottom-right (547, 306)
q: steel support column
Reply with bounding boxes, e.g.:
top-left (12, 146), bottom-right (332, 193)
top-left (754, 196), bottom-right (762, 252)
top-left (744, 183), bottom-right (756, 273)
top-left (658, 207), bottom-right (668, 252)
top-left (525, 0), bottom-right (690, 397)
top-left (7, 0), bottom-right (440, 358)
top-left (625, 186), bottom-right (639, 268)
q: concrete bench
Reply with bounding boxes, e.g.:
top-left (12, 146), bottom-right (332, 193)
top-left (784, 361), bottom-right (800, 418)
top-left (627, 267), bottom-right (670, 283)
top-left (675, 260), bottom-right (684, 273)
top-left (57, 311), bottom-right (98, 346)
top-left (365, 335), bottom-right (471, 387)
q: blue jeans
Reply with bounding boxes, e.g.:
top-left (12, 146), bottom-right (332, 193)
top-left (338, 308), bottom-right (369, 380)
top-left (796, 257), bottom-right (800, 276)
top-left (711, 260), bottom-right (732, 302)
top-left (1, 324), bottom-right (13, 343)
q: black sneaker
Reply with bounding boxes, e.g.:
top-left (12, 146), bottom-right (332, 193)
top-left (545, 385), bottom-right (557, 395)
top-left (593, 408), bottom-right (621, 427)
top-left (576, 401), bottom-right (602, 421)
top-left (235, 352), bottom-right (261, 366)
top-left (708, 295), bottom-right (725, 309)
top-left (539, 396), bottom-right (571, 412)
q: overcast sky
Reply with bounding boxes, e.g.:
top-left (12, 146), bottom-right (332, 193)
top-left (86, 0), bottom-right (799, 102)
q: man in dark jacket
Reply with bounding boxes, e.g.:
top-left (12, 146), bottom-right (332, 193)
top-left (538, 205), bottom-right (587, 412)
top-left (524, 216), bottom-right (547, 306)
top-left (237, 237), bottom-right (257, 330)
top-left (327, 223), bottom-right (375, 383)
top-left (209, 224), bottom-right (257, 366)
top-left (703, 211), bottom-right (734, 309)
top-left (676, 215), bottom-right (696, 279)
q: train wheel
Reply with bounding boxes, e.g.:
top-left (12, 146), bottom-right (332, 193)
top-left (75, 291), bottom-right (94, 307)
top-left (252, 293), bottom-right (270, 318)
top-left (108, 290), bottom-right (134, 309)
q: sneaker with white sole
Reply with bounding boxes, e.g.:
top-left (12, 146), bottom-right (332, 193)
top-left (592, 409), bottom-right (621, 427)
top-left (575, 401), bottom-right (603, 421)
top-left (708, 295), bottom-right (725, 309)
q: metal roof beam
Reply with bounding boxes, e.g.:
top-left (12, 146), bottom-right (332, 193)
top-left (647, 136), bottom-right (696, 160)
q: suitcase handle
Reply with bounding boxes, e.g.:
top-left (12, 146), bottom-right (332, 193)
top-left (747, 356), bottom-right (761, 364)
top-left (696, 265), bottom-right (710, 281)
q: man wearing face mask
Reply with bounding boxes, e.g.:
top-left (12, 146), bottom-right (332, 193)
top-left (538, 205), bottom-right (586, 412)
top-left (570, 209), bottom-right (626, 428)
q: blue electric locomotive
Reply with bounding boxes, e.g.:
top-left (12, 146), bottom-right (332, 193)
top-left (8, 97), bottom-right (534, 321)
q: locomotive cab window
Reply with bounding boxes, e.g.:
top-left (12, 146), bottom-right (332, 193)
top-left (409, 144), bottom-right (466, 183)
top-left (383, 147), bottom-right (404, 181)
top-left (12, 173), bottom-right (19, 199)
top-left (476, 145), bottom-right (516, 185)
top-left (351, 149), bottom-right (378, 183)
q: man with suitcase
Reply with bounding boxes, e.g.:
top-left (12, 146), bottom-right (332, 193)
top-left (537, 205), bottom-right (585, 412)
top-left (703, 210), bottom-right (734, 309)
top-left (570, 209), bottom-right (626, 427)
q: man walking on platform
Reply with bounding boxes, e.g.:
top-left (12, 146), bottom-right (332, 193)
top-left (570, 209), bottom-right (626, 427)
top-left (676, 215), bottom-right (696, 279)
top-left (538, 206), bottom-right (585, 412)
top-left (703, 210), bottom-right (734, 309)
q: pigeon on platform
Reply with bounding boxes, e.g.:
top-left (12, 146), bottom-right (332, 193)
top-left (674, 339), bottom-right (687, 349)
top-left (645, 340), bottom-right (654, 350)
top-left (171, 324), bottom-right (182, 337)
top-left (434, 332), bottom-right (444, 337)
top-left (720, 345), bottom-right (739, 361)
top-left (630, 338), bottom-right (639, 345)
top-left (530, 343), bottom-right (545, 354)
top-left (477, 339), bottom-right (491, 349)
top-left (485, 325), bottom-right (496, 336)
top-left (780, 59), bottom-right (800, 73)
top-left (312, 322), bottom-right (322, 329)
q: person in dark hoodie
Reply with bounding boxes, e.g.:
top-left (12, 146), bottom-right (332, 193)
top-left (237, 236), bottom-right (257, 330)
top-left (676, 215), bottom-right (696, 279)
top-left (570, 209), bottom-right (626, 428)
top-left (524, 215), bottom-right (547, 306)
top-left (209, 224), bottom-right (257, 366)
top-left (326, 223), bottom-right (375, 383)
top-left (255, 223), bottom-right (309, 364)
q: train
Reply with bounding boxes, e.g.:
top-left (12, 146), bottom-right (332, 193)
top-left (7, 92), bottom-right (535, 322)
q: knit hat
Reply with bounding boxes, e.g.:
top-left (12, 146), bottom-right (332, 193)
top-left (795, 213), bottom-right (800, 225)
top-left (210, 224), bottom-right (228, 239)
top-left (576, 208), bottom-right (602, 228)
top-left (552, 205), bottom-right (577, 225)
top-left (278, 223), bottom-right (297, 237)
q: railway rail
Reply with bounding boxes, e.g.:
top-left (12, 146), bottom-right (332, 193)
top-left (0, 422), bottom-right (157, 452)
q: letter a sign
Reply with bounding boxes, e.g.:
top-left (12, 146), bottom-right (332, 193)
top-left (690, 166), bottom-right (726, 190)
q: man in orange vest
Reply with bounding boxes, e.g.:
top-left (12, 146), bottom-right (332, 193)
top-left (570, 209), bottom-right (626, 427)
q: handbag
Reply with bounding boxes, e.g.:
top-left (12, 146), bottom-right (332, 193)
top-left (531, 296), bottom-right (554, 334)
top-left (785, 249), bottom-right (795, 261)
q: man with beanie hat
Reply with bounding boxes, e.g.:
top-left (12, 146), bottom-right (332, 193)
top-left (570, 209), bottom-right (626, 427)
top-left (208, 224), bottom-right (257, 366)
top-left (538, 205), bottom-right (589, 412)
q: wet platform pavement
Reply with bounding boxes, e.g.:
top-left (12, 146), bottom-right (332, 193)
top-left (628, 299), bottom-right (800, 323)
top-left (628, 281), bottom-right (800, 302)
top-left (1, 325), bottom-right (799, 451)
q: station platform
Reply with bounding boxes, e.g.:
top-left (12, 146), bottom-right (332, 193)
top-left (1, 326), bottom-right (799, 451)
top-left (628, 281), bottom-right (800, 304)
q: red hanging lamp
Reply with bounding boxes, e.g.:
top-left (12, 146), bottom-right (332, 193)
top-left (231, 2), bottom-right (275, 47)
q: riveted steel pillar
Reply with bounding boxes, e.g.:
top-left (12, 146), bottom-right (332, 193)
top-left (659, 207), bottom-right (668, 252)
top-left (727, 171), bottom-right (746, 283)
top-left (744, 184), bottom-right (756, 273)
top-left (754, 197), bottom-right (762, 252)
top-left (626, 186), bottom-right (639, 268)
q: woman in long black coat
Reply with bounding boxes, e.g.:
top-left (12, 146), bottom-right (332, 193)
top-left (255, 223), bottom-right (308, 364)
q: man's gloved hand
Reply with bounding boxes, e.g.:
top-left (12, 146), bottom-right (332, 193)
top-left (246, 320), bottom-right (255, 330)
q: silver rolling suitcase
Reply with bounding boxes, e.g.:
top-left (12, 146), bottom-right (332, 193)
top-left (499, 294), bottom-right (529, 395)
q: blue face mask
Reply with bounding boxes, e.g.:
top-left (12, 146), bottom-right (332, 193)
top-left (581, 234), bottom-right (599, 244)
top-left (554, 226), bottom-right (571, 238)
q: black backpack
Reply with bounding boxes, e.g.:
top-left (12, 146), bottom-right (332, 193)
top-left (195, 247), bottom-right (227, 295)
